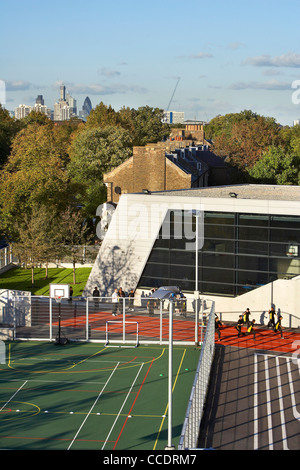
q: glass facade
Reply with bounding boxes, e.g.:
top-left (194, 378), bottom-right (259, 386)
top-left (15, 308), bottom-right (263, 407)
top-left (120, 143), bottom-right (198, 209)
top-left (138, 210), bottom-right (300, 297)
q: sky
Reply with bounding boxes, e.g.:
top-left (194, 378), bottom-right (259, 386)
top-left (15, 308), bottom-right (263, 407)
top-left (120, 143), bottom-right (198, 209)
top-left (1, 0), bottom-right (300, 126)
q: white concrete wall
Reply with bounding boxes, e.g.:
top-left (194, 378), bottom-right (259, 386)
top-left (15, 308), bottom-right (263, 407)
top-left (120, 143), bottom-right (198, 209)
top-left (83, 191), bottom-right (300, 328)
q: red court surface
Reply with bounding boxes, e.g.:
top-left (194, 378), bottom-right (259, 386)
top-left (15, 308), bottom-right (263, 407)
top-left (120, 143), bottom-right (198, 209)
top-left (54, 312), bottom-right (199, 342)
top-left (215, 323), bottom-right (300, 354)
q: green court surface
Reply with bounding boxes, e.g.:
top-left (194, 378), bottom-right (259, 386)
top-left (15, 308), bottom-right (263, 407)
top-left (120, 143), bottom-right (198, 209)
top-left (0, 341), bottom-right (201, 450)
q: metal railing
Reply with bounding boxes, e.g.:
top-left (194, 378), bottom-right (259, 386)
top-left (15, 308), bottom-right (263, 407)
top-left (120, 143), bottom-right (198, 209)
top-left (178, 300), bottom-right (215, 450)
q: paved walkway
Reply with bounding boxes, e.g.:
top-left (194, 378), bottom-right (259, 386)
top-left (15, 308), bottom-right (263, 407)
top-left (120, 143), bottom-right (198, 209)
top-left (198, 328), bottom-right (300, 450)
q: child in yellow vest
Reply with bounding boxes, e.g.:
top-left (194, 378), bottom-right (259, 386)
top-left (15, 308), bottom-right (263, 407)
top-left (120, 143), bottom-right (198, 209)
top-left (246, 319), bottom-right (256, 340)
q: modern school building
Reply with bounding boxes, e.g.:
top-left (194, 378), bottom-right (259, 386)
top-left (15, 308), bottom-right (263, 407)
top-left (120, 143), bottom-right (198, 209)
top-left (84, 184), bottom-right (300, 328)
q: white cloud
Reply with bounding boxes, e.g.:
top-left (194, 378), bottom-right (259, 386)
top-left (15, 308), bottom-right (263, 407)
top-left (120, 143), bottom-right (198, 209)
top-left (67, 83), bottom-right (147, 96)
top-left (227, 42), bottom-right (245, 50)
top-left (5, 80), bottom-right (34, 91)
top-left (190, 52), bottom-right (214, 59)
top-left (97, 67), bottom-right (121, 78)
top-left (229, 80), bottom-right (291, 90)
top-left (243, 52), bottom-right (300, 68)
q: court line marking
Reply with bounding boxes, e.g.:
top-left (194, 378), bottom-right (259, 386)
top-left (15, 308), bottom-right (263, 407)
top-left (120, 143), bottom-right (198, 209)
top-left (253, 354), bottom-right (258, 450)
top-left (264, 356), bottom-right (273, 450)
top-left (153, 348), bottom-right (187, 450)
top-left (0, 381), bottom-right (28, 413)
top-left (275, 356), bottom-right (289, 450)
top-left (102, 362), bottom-right (144, 450)
top-left (286, 359), bottom-right (300, 421)
top-left (67, 362), bottom-right (120, 450)
top-left (113, 359), bottom-right (155, 450)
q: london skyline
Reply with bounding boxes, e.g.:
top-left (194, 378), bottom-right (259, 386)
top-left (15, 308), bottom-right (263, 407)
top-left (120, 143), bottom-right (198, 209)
top-left (1, 0), bottom-right (300, 126)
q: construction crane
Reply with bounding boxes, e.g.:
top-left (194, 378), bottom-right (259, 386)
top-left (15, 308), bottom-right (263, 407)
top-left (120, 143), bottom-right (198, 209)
top-left (166, 77), bottom-right (180, 111)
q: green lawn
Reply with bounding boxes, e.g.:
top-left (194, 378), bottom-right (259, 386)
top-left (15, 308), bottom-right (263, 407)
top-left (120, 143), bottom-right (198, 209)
top-left (0, 266), bottom-right (92, 296)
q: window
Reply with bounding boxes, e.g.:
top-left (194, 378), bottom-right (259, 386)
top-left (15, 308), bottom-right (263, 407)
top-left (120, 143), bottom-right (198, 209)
top-left (138, 210), bottom-right (300, 297)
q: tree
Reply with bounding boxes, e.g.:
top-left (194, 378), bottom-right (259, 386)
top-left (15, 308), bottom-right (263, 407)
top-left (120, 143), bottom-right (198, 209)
top-left (13, 205), bottom-right (60, 285)
top-left (206, 110), bottom-right (281, 171)
top-left (86, 102), bottom-right (170, 146)
top-left (0, 123), bottom-right (71, 239)
top-left (57, 207), bottom-right (93, 285)
top-left (129, 106), bottom-right (170, 146)
top-left (86, 101), bottom-right (119, 128)
top-left (0, 105), bottom-right (22, 168)
top-left (248, 146), bottom-right (300, 185)
top-left (67, 125), bottom-right (133, 219)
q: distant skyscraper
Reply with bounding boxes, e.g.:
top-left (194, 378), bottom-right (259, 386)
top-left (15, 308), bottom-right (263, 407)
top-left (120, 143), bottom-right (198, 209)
top-left (36, 95), bottom-right (44, 105)
top-left (79, 96), bottom-right (92, 120)
top-left (54, 83), bottom-right (77, 121)
top-left (15, 100), bottom-right (51, 119)
top-left (83, 96), bottom-right (92, 114)
top-left (15, 104), bottom-right (32, 119)
top-left (60, 85), bottom-right (66, 102)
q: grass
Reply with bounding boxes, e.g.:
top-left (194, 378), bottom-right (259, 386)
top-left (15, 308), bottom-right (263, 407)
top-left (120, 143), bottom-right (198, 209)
top-left (0, 266), bottom-right (92, 296)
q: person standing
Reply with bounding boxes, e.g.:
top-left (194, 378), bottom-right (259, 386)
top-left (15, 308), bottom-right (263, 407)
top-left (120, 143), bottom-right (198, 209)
top-left (268, 307), bottom-right (276, 329)
top-left (246, 319), bottom-right (256, 340)
top-left (118, 287), bottom-right (125, 314)
top-left (68, 286), bottom-right (73, 302)
top-left (92, 286), bottom-right (100, 308)
top-left (112, 288), bottom-right (119, 316)
top-left (128, 289), bottom-right (135, 311)
top-left (236, 315), bottom-right (244, 337)
top-left (274, 316), bottom-right (284, 339)
top-left (215, 316), bottom-right (222, 341)
top-left (243, 308), bottom-right (251, 327)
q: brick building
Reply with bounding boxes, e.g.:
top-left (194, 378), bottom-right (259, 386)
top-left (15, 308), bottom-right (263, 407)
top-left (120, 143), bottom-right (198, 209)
top-left (103, 121), bottom-right (228, 203)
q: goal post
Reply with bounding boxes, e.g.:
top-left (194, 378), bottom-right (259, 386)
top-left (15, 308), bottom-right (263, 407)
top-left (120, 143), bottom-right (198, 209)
top-left (105, 321), bottom-right (139, 348)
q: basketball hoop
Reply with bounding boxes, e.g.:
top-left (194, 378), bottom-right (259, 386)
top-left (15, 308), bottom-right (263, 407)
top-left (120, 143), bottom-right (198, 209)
top-left (54, 295), bottom-right (68, 345)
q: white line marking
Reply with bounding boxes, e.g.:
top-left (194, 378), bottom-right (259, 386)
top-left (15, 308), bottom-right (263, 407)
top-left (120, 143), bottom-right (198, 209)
top-left (264, 356), bottom-right (273, 449)
top-left (101, 362), bottom-right (144, 450)
top-left (253, 354), bottom-right (259, 450)
top-left (67, 362), bottom-right (120, 450)
top-left (286, 358), bottom-right (300, 421)
top-left (275, 357), bottom-right (289, 450)
top-left (0, 380), bottom-right (28, 412)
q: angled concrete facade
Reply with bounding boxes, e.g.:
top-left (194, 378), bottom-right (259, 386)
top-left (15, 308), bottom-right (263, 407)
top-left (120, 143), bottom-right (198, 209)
top-left (84, 185), bottom-right (300, 328)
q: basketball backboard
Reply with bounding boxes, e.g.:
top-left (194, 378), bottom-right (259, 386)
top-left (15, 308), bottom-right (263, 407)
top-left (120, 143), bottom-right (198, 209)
top-left (49, 283), bottom-right (70, 299)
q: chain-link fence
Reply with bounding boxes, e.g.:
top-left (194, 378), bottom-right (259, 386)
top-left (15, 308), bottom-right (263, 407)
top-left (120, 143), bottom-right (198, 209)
top-left (1, 293), bottom-right (214, 346)
top-left (1, 289), bottom-right (216, 450)
top-left (178, 300), bottom-right (215, 450)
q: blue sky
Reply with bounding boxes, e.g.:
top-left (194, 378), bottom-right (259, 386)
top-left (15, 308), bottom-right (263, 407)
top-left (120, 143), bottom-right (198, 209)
top-left (1, 0), bottom-right (300, 125)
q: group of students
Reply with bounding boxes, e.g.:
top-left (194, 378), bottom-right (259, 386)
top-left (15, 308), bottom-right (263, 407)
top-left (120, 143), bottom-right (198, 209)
top-left (111, 287), bottom-right (135, 316)
top-left (215, 306), bottom-right (284, 341)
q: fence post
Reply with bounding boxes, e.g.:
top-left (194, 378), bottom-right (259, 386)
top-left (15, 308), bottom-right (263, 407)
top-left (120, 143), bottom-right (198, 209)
top-left (86, 298), bottom-right (89, 341)
top-left (122, 298), bottom-right (126, 343)
top-left (49, 297), bottom-right (53, 342)
top-left (160, 300), bottom-right (163, 344)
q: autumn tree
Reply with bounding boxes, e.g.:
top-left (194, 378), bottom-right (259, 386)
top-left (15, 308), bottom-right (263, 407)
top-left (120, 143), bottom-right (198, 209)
top-left (206, 110), bottom-right (281, 172)
top-left (0, 105), bottom-right (23, 168)
top-left (67, 125), bottom-right (133, 219)
top-left (86, 102), bottom-right (170, 146)
top-left (0, 123), bottom-right (71, 239)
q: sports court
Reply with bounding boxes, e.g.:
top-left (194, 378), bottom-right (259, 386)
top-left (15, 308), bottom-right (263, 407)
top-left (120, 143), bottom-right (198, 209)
top-left (0, 341), bottom-right (201, 450)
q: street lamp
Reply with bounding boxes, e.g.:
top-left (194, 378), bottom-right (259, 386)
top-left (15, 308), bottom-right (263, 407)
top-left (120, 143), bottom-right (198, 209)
top-left (149, 286), bottom-right (179, 450)
top-left (193, 210), bottom-right (202, 346)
